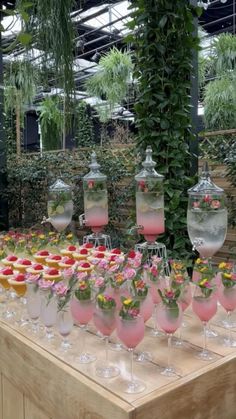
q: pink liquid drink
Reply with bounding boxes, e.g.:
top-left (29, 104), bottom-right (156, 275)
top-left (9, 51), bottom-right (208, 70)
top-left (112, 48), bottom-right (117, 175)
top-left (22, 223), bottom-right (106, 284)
top-left (139, 293), bottom-right (154, 322)
top-left (70, 298), bottom-right (94, 325)
top-left (117, 316), bottom-right (145, 349)
top-left (136, 192), bottom-right (164, 242)
top-left (218, 286), bottom-right (236, 312)
top-left (148, 276), bottom-right (167, 305)
top-left (192, 270), bottom-right (200, 283)
top-left (84, 190), bottom-right (108, 233)
top-left (192, 295), bottom-right (217, 322)
top-left (157, 304), bottom-right (183, 334)
top-left (179, 284), bottom-right (192, 312)
top-left (93, 307), bottom-right (117, 336)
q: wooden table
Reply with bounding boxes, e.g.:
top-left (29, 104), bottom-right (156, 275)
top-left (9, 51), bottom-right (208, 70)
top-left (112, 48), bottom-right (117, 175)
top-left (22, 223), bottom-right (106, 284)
top-left (0, 306), bottom-right (236, 419)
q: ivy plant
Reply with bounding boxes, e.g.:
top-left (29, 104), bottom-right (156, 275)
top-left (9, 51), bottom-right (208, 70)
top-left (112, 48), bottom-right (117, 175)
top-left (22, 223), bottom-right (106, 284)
top-left (127, 0), bottom-right (201, 258)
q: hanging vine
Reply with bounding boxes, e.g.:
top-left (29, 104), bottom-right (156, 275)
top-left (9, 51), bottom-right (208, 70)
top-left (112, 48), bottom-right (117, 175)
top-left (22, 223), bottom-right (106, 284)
top-left (127, 0), bottom-right (201, 257)
top-left (28, 0), bottom-right (75, 98)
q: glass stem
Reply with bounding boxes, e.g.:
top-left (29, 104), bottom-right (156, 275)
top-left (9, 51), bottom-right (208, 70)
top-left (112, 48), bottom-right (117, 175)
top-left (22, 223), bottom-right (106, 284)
top-left (105, 336), bottom-right (109, 362)
top-left (167, 334), bottom-right (172, 369)
top-left (227, 311), bottom-right (232, 343)
top-left (203, 321), bottom-right (207, 352)
top-left (154, 304), bottom-right (158, 332)
top-left (130, 349), bottom-right (134, 383)
top-left (81, 325), bottom-right (86, 353)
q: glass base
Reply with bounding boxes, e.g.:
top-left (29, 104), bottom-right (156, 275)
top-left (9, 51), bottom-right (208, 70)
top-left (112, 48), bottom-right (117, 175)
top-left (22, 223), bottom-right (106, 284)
top-left (135, 351), bottom-right (152, 363)
top-left (161, 366), bottom-right (180, 377)
top-left (196, 349), bottom-right (215, 361)
top-left (59, 340), bottom-right (72, 351)
top-left (218, 318), bottom-right (236, 328)
top-left (150, 328), bottom-right (163, 338)
top-left (172, 338), bottom-right (185, 348)
top-left (96, 363), bottom-right (120, 378)
top-left (223, 337), bottom-right (236, 348)
top-left (110, 342), bottom-right (124, 352)
top-left (205, 327), bottom-right (218, 338)
top-left (2, 309), bottom-right (15, 320)
top-left (121, 379), bottom-right (146, 394)
top-left (77, 352), bottom-right (96, 364)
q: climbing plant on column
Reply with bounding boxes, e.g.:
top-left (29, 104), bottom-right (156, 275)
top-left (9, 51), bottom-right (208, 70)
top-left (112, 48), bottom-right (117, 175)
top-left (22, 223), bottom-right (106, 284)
top-left (127, 0), bottom-right (201, 257)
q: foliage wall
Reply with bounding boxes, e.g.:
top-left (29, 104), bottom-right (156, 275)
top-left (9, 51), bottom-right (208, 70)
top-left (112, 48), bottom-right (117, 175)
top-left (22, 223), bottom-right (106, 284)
top-left (0, 147), bottom-right (137, 248)
top-left (127, 0), bottom-right (200, 257)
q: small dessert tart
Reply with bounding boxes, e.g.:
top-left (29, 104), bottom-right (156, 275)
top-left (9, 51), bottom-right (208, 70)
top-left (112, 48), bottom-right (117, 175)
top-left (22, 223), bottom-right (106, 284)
top-left (73, 248), bottom-right (89, 261)
top-left (13, 258), bottom-right (32, 273)
top-left (26, 263), bottom-right (45, 275)
top-left (33, 250), bottom-right (51, 263)
top-left (93, 245), bottom-right (107, 253)
top-left (45, 255), bottom-right (62, 268)
top-left (58, 257), bottom-right (76, 270)
top-left (87, 252), bottom-right (106, 264)
top-left (43, 268), bottom-right (61, 282)
top-left (8, 273), bottom-right (26, 297)
top-left (82, 243), bottom-right (94, 250)
top-left (77, 261), bottom-right (94, 273)
top-left (0, 267), bottom-right (14, 289)
top-left (1, 255), bottom-right (18, 267)
top-left (60, 245), bottom-right (77, 256)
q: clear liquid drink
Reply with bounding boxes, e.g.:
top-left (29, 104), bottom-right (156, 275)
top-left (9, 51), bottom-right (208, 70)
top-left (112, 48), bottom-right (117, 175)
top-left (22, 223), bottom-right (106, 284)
top-left (135, 147), bottom-right (164, 243)
top-left (187, 162), bottom-right (227, 258)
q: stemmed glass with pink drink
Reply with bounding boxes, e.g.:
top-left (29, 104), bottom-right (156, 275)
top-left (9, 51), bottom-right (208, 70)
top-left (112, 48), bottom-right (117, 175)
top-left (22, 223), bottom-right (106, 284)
top-left (192, 279), bottom-right (217, 360)
top-left (144, 258), bottom-right (167, 338)
top-left (157, 288), bottom-right (183, 377)
top-left (70, 279), bottom-right (96, 364)
top-left (217, 263), bottom-right (236, 347)
top-left (93, 294), bottom-right (120, 378)
top-left (130, 277), bottom-right (153, 363)
top-left (117, 298), bottom-right (145, 394)
top-left (170, 260), bottom-right (192, 347)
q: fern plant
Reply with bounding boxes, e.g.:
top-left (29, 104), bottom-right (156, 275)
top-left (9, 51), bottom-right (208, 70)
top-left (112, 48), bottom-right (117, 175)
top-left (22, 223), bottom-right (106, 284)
top-left (38, 97), bottom-right (62, 151)
top-left (85, 48), bottom-right (133, 122)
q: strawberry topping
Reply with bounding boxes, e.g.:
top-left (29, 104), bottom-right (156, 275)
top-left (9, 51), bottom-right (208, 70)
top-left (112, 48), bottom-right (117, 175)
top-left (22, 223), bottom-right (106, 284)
top-left (68, 245), bottom-right (76, 251)
top-left (2, 267), bottom-right (13, 275)
top-left (95, 252), bottom-right (105, 259)
top-left (111, 248), bottom-right (121, 255)
top-left (17, 259), bottom-right (31, 266)
top-left (51, 255), bottom-right (61, 261)
top-left (64, 258), bottom-right (75, 265)
top-left (6, 255), bottom-right (18, 262)
top-left (97, 245), bottom-right (106, 251)
top-left (80, 249), bottom-right (88, 255)
top-left (14, 274), bottom-right (25, 282)
top-left (32, 264), bottom-right (44, 270)
top-left (47, 268), bottom-right (59, 276)
top-left (80, 263), bottom-right (90, 268)
top-left (83, 243), bottom-right (93, 249)
top-left (37, 250), bottom-right (49, 256)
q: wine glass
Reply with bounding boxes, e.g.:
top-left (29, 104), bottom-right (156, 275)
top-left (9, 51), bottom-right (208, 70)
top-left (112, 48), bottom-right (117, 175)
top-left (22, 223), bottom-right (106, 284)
top-left (135, 293), bottom-right (154, 362)
top-left (157, 302), bottom-right (183, 377)
top-left (26, 280), bottom-right (41, 334)
top-left (93, 304), bottom-right (119, 378)
top-left (192, 285), bottom-right (217, 360)
top-left (218, 282), bottom-right (236, 347)
top-left (8, 275), bottom-right (28, 326)
top-left (70, 296), bottom-right (96, 364)
top-left (57, 302), bottom-right (74, 352)
top-left (172, 283), bottom-right (192, 347)
top-left (147, 273), bottom-right (167, 337)
top-left (40, 289), bottom-right (58, 342)
top-left (117, 315), bottom-right (145, 393)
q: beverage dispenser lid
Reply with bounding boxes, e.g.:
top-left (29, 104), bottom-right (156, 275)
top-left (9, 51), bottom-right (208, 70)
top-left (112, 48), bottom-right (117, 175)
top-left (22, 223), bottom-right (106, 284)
top-left (49, 179), bottom-right (71, 192)
top-left (135, 146), bottom-right (164, 180)
top-left (188, 161), bottom-right (224, 194)
top-left (83, 151), bottom-right (107, 181)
